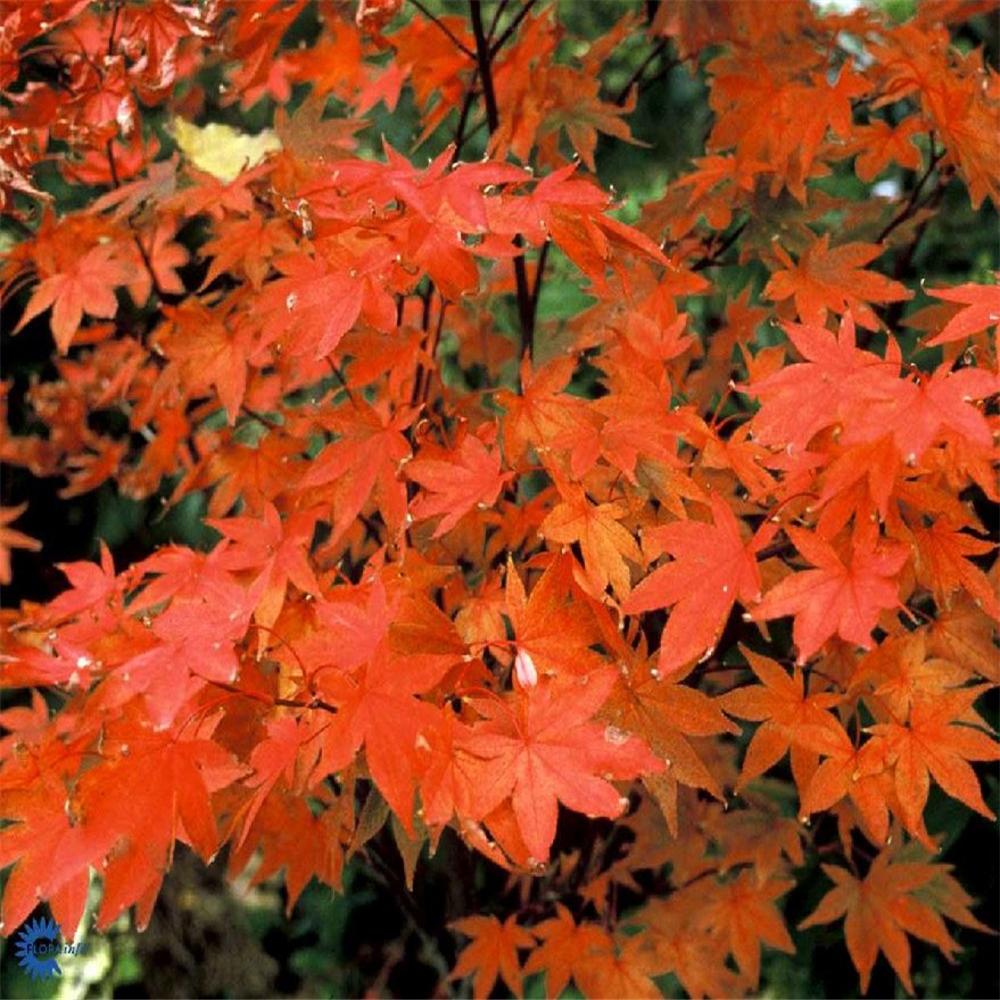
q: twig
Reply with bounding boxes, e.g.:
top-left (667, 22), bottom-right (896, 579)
top-left (409, 0), bottom-right (476, 59)
top-left (874, 136), bottom-right (943, 245)
top-left (692, 218), bottom-right (748, 272)
top-left (489, 0), bottom-right (538, 58)
top-left (487, 0), bottom-right (511, 39)
top-left (612, 37), bottom-right (668, 106)
top-left (469, 1), bottom-right (537, 366)
top-left (530, 240), bottom-right (550, 317)
top-left (411, 294), bottom-right (448, 407)
top-left (107, 0), bottom-right (122, 57)
top-left (325, 356), bottom-right (360, 408)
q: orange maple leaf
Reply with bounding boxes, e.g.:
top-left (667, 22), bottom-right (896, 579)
top-left (719, 648), bottom-right (844, 793)
top-left (449, 914), bottom-right (535, 1000)
top-left (523, 905), bottom-right (610, 998)
top-left (764, 234), bottom-right (911, 329)
top-left (539, 483), bottom-right (641, 599)
top-left (697, 871), bottom-right (796, 990)
top-left (503, 555), bottom-right (607, 681)
top-left (800, 850), bottom-right (969, 995)
top-left (867, 685), bottom-right (1000, 836)
top-left (0, 504), bottom-right (41, 585)
top-left (925, 279), bottom-right (1000, 345)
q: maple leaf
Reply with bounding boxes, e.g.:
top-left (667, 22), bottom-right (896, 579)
top-left (719, 648), bottom-right (845, 792)
top-left (624, 493), bottom-right (765, 675)
top-left (406, 431), bottom-right (513, 538)
top-left (459, 671), bottom-right (662, 862)
top-left (844, 117), bottom-right (924, 182)
top-left (123, 221), bottom-right (189, 306)
top-left (45, 541), bottom-right (120, 622)
top-left (208, 501), bottom-right (320, 632)
top-left (764, 235), bottom-right (911, 330)
top-left (907, 517), bottom-right (1000, 621)
top-left (187, 432), bottom-right (305, 517)
top-left (496, 355), bottom-right (592, 467)
top-left (236, 715), bottom-right (324, 848)
top-left (753, 525), bottom-right (910, 663)
top-left (641, 893), bottom-right (747, 1000)
top-left (842, 362), bottom-right (998, 464)
top-left (503, 555), bottom-right (607, 680)
top-left (298, 401), bottom-right (412, 546)
top-left (697, 871), bottom-right (796, 990)
top-left (800, 851), bottom-right (967, 994)
top-left (0, 774), bottom-right (97, 936)
top-left (50, 713), bottom-right (246, 931)
top-left (572, 931), bottom-right (664, 1000)
top-left (743, 312), bottom-right (888, 452)
top-left (0, 504), bottom-right (41, 585)
top-left (601, 640), bottom-right (739, 833)
top-left (867, 685), bottom-right (1000, 835)
top-left (449, 914), bottom-right (535, 1000)
top-left (539, 483), bottom-right (641, 598)
top-left (14, 244), bottom-right (131, 352)
top-left (199, 213), bottom-right (297, 291)
top-left (154, 300), bottom-right (251, 424)
top-left (522, 904), bottom-right (611, 998)
top-left (927, 593), bottom-right (1000, 683)
top-left (798, 722), bottom-right (894, 846)
top-left (314, 641), bottom-right (452, 831)
top-left (925, 279), bottom-right (1000, 345)
top-left (256, 251), bottom-right (365, 358)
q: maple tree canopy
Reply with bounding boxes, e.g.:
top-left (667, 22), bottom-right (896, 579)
top-left (0, 1), bottom-right (998, 998)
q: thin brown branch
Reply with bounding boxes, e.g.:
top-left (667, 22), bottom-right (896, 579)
top-left (489, 0), bottom-right (538, 58)
top-left (411, 294), bottom-right (448, 407)
top-left (486, 0), bottom-right (511, 40)
top-left (107, 0), bottom-right (122, 57)
top-left (469, 1), bottom-right (536, 367)
top-left (874, 135), bottom-right (943, 245)
top-left (409, 0), bottom-right (476, 59)
top-left (323, 357), bottom-right (360, 410)
top-left (692, 219), bottom-right (749, 272)
top-left (612, 37), bottom-right (668, 106)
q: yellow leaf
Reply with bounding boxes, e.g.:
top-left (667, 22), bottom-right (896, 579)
top-left (170, 117), bottom-right (281, 182)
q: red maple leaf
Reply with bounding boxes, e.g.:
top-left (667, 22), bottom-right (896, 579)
top-left (624, 493), bottom-right (766, 675)
top-left (15, 244), bottom-right (131, 352)
top-left (458, 671), bottom-right (662, 862)
top-left (925, 279), bottom-right (1000, 345)
top-left (406, 430), bottom-right (513, 538)
top-left (753, 525), bottom-right (909, 662)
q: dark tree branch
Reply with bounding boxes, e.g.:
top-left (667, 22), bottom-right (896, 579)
top-left (470, 0), bottom-right (537, 368)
